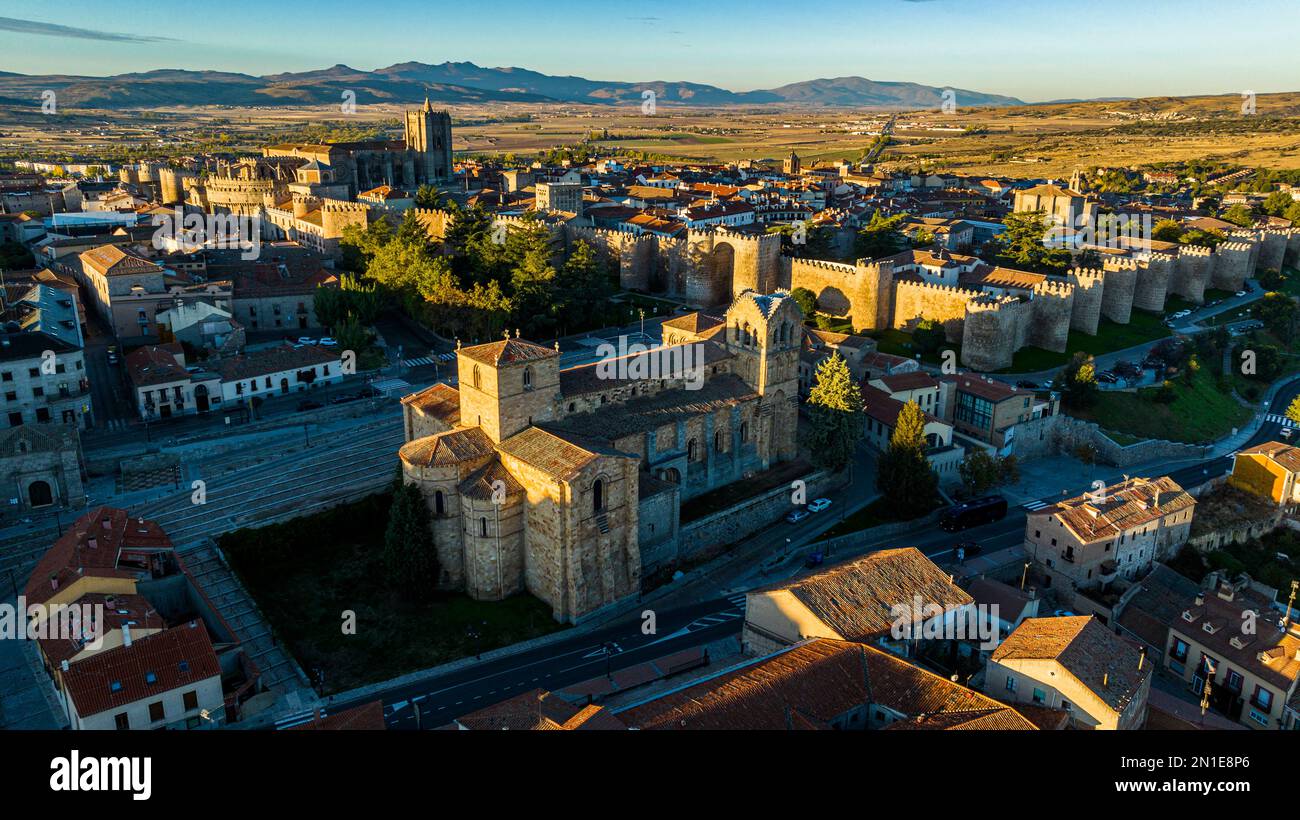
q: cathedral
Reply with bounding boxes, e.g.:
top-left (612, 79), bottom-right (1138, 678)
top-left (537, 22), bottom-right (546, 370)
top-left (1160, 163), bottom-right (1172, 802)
top-left (397, 291), bottom-right (803, 623)
top-left (260, 99), bottom-right (453, 197)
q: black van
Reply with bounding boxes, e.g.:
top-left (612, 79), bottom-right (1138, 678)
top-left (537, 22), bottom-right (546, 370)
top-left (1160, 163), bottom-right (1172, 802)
top-left (939, 495), bottom-right (1008, 532)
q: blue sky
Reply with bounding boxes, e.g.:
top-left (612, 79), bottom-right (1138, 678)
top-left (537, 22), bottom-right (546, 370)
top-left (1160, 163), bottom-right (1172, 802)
top-left (1, 0), bottom-right (1297, 102)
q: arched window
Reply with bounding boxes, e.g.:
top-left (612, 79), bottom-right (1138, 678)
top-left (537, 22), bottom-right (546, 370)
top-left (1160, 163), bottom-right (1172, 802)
top-left (480, 517), bottom-right (488, 537)
top-left (523, 366), bottom-right (533, 390)
top-left (687, 438), bottom-right (698, 462)
top-left (434, 490), bottom-right (445, 517)
top-left (472, 365), bottom-right (481, 390)
top-left (593, 478), bottom-right (605, 513)
top-left (567, 402), bottom-right (576, 412)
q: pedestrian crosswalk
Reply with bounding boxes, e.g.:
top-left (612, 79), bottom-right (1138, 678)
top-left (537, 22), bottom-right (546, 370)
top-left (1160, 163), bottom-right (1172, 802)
top-left (402, 352), bottom-right (457, 368)
top-left (1022, 500), bottom-right (1051, 512)
top-left (1264, 414), bottom-right (1297, 429)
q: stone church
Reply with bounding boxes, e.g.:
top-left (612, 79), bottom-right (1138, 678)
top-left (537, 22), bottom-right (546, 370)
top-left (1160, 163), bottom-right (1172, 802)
top-left (398, 291), bottom-right (802, 623)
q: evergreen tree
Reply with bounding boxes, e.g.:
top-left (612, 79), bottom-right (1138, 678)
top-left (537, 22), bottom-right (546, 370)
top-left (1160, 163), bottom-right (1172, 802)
top-left (384, 483), bottom-right (438, 599)
top-left (876, 400), bottom-right (938, 519)
top-left (790, 287), bottom-right (818, 321)
top-left (805, 354), bottom-right (864, 472)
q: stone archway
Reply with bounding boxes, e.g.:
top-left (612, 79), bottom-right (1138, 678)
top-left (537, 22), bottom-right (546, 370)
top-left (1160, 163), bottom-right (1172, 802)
top-left (28, 480), bottom-right (53, 508)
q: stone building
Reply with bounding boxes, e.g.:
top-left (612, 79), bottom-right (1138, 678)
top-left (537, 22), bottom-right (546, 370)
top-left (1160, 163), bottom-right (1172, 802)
top-left (397, 291), bottom-right (802, 623)
top-left (0, 422), bottom-right (85, 510)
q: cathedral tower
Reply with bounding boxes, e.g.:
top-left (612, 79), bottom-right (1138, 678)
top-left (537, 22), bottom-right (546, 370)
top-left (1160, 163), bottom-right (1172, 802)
top-left (404, 98), bottom-right (454, 183)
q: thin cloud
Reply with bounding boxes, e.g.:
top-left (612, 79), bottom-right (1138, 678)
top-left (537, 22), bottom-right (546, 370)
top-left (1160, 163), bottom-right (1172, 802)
top-left (0, 16), bottom-right (178, 43)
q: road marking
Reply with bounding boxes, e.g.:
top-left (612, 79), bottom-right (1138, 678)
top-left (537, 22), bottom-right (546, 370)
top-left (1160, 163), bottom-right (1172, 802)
top-left (1022, 500), bottom-right (1051, 511)
top-left (1264, 414), bottom-right (1296, 428)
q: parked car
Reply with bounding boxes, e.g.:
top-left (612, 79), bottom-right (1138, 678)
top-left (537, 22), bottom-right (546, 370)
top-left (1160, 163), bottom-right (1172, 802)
top-left (785, 509), bottom-right (810, 524)
top-left (804, 551), bottom-right (825, 569)
top-left (1282, 427), bottom-right (1294, 440)
top-left (1236, 290), bottom-right (1248, 297)
top-left (355, 386), bottom-right (382, 399)
top-left (106, 351), bottom-right (119, 365)
top-left (807, 498), bottom-right (833, 513)
top-left (1015, 380), bottom-right (1039, 389)
top-left (318, 337), bottom-right (338, 346)
top-left (296, 400), bottom-right (323, 412)
top-left (1052, 609), bottom-right (1076, 617)
top-left (329, 393), bottom-right (361, 405)
top-left (297, 337), bottom-right (317, 345)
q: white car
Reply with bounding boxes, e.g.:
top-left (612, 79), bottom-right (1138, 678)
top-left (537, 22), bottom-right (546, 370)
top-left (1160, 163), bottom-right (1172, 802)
top-left (318, 337), bottom-right (338, 346)
top-left (298, 337), bottom-right (317, 345)
top-left (807, 498), bottom-right (833, 513)
top-left (1236, 290), bottom-right (1248, 297)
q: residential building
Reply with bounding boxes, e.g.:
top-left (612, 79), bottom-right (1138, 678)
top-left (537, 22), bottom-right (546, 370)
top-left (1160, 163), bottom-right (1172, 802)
top-left (76, 245), bottom-right (232, 343)
top-left (535, 180), bottom-right (584, 215)
top-left (939, 375), bottom-right (1037, 451)
top-left (987, 615), bottom-right (1152, 729)
top-left (125, 343), bottom-right (221, 420)
top-left (1024, 476), bottom-right (1196, 595)
top-left (213, 343), bottom-right (343, 405)
top-left (0, 303), bottom-right (90, 428)
top-left (742, 547), bottom-right (974, 659)
top-left (1228, 440), bottom-right (1300, 508)
top-left (1162, 576), bottom-right (1300, 730)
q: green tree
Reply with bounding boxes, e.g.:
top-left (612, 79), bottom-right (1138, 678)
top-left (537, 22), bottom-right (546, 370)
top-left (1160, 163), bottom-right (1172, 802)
top-left (805, 354), bottom-right (864, 472)
top-left (912, 319), bottom-right (946, 354)
top-left (876, 400), bottom-right (938, 519)
top-left (958, 450), bottom-right (1000, 496)
top-left (1059, 352), bottom-right (1099, 409)
top-left (1257, 292), bottom-right (1300, 342)
top-left (853, 211), bottom-right (908, 260)
top-left (790, 287), bottom-right (818, 320)
top-left (1152, 219), bottom-right (1184, 243)
top-left (992, 210), bottom-right (1071, 273)
top-left (383, 483), bottom-right (438, 599)
top-left (414, 184), bottom-right (445, 209)
top-left (1221, 203), bottom-right (1255, 228)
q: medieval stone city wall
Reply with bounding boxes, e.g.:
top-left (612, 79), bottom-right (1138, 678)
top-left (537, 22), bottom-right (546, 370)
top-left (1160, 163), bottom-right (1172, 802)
top-left (1129, 253), bottom-right (1175, 313)
top-left (1258, 230), bottom-right (1289, 272)
top-left (1170, 244), bottom-right (1213, 303)
top-left (960, 296), bottom-right (1025, 371)
top-left (1066, 268), bottom-right (1104, 335)
top-left (1212, 242), bottom-right (1254, 291)
top-left (893, 279), bottom-right (982, 343)
top-left (1099, 262), bottom-right (1135, 324)
top-left (1028, 279), bottom-right (1074, 352)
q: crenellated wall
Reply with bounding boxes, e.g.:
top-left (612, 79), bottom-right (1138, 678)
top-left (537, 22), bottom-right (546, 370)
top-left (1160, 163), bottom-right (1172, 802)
top-left (1066, 268), bottom-right (1104, 336)
top-left (893, 278), bottom-right (983, 343)
top-left (1170, 245), bottom-right (1213, 303)
top-left (1212, 242), bottom-right (1254, 291)
top-left (1028, 279), bottom-right (1074, 352)
top-left (961, 296), bottom-right (1025, 371)
top-left (1099, 263), bottom-right (1136, 324)
top-left (1131, 253), bottom-right (1174, 313)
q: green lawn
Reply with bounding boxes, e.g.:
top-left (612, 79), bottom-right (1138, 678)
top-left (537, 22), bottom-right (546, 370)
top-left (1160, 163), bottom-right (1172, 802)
top-left (1005, 310), bottom-right (1171, 373)
top-left (220, 492), bottom-right (566, 694)
top-left (867, 328), bottom-right (953, 366)
top-left (1069, 365), bottom-right (1251, 444)
top-left (819, 496), bottom-right (941, 539)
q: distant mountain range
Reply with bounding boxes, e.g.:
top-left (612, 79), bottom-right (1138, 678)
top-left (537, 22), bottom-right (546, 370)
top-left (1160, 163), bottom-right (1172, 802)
top-left (0, 61), bottom-right (1027, 110)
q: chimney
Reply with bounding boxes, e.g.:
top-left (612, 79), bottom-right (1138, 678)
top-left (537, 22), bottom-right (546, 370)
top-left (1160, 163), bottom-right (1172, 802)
top-left (122, 624), bottom-right (132, 647)
top-left (1194, 593), bottom-right (1205, 606)
top-left (61, 660), bottom-right (69, 672)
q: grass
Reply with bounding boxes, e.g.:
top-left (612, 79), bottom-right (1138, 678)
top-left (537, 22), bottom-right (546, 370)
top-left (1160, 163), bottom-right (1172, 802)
top-left (219, 492), bottom-right (567, 694)
top-left (867, 328), bottom-right (953, 366)
top-left (819, 496), bottom-right (941, 539)
top-left (1005, 311), bottom-right (1171, 373)
top-left (1069, 363), bottom-right (1251, 444)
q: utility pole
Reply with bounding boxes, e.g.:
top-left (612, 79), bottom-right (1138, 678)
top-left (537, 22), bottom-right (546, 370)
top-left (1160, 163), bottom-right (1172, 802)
top-left (1020, 561), bottom-right (1031, 591)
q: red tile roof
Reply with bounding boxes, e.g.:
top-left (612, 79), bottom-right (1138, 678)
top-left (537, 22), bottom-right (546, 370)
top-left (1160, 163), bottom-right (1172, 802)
top-left (61, 622), bottom-right (220, 719)
top-left (25, 507), bottom-right (174, 606)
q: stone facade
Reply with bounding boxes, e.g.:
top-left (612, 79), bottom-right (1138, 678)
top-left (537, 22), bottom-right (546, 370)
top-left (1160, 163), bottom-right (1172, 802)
top-left (0, 423), bottom-right (85, 510)
top-left (397, 291), bottom-right (802, 623)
